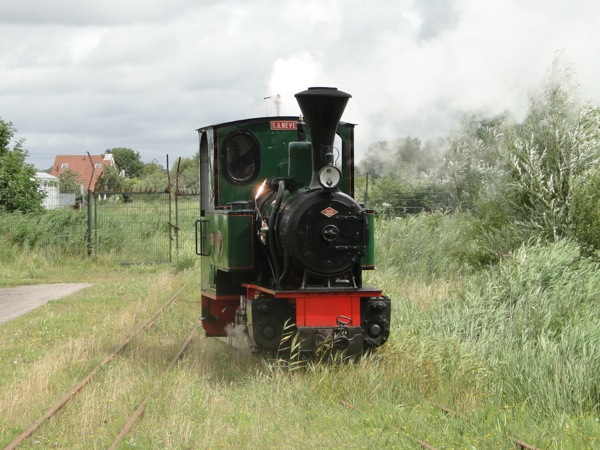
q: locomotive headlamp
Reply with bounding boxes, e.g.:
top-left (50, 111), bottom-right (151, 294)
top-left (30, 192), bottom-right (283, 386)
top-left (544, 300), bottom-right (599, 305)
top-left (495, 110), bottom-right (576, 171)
top-left (255, 179), bottom-right (268, 200)
top-left (318, 166), bottom-right (342, 189)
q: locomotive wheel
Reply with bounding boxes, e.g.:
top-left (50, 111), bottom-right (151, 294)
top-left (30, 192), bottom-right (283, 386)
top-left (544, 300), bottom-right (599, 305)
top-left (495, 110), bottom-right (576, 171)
top-left (247, 298), bottom-right (294, 353)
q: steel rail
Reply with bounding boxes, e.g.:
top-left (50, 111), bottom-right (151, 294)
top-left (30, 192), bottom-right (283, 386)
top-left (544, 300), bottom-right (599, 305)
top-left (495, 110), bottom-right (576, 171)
top-left (108, 326), bottom-right (197, 449)
top-left (510, 436), bottom-right (542, 450)
top-left (432, 404), bottom-right (542, 450)
top-left (3, 286), bottom-right (186, 450)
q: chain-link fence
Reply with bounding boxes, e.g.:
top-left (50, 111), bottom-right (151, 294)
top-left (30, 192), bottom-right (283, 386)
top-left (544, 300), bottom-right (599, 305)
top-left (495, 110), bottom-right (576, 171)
top-left (0, 190), bottom-right (200, 264)
top-left (368, 191), bottom-right (456, 218)
top-left (2, 183), bottom-right (455, 263)
top-left (90, 190), bottom-right (199, 264)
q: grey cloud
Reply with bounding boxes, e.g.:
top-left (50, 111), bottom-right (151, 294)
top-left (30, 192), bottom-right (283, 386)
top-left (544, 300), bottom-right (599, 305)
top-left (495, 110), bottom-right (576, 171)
top-left (414, 0), bottom-right (459, 39)
top-left (0, 0), bottom-right (206, 25)
top-left (2, 0), bottom-right (600, 170)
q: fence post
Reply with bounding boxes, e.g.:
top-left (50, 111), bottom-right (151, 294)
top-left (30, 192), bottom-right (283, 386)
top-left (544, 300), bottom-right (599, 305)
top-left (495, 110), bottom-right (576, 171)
top-left (86, 190), bottom-right (93, 256)
top-left (167, 155), bottom-right (173, 263)
top-left (175, 157), bottom-right (181, 255)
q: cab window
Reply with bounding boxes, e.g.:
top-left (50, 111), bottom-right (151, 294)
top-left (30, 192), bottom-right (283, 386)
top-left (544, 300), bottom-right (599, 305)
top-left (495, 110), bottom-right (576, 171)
top-left (223, 132), bottom-right (260, 185)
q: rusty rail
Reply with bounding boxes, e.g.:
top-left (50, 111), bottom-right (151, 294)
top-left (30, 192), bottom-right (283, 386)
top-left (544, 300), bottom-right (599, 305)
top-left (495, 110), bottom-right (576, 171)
top-left (108, 326), bottom-right (197, 449)
top-left (3, 286), bottom-right (186, 450)
top-left (510, 436), bottom-right (542, 450)
top-left (415, 404), bottom-right (543, 450)
top-left (417, 439), bottom-right (438, 449)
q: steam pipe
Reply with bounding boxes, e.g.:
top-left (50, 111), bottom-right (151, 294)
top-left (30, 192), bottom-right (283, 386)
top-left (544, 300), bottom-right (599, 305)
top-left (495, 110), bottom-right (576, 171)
top-left (268, 180), bottom-right (286, 288)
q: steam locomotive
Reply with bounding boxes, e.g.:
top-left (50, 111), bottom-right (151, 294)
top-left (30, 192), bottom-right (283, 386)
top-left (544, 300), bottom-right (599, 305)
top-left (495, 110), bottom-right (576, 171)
top-left (196, 87), bottom-right (391, 356)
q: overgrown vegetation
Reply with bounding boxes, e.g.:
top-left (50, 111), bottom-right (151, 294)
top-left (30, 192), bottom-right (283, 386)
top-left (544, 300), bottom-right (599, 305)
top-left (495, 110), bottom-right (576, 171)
top-left (364, 58), bottom-right (600, 261)
top-left (1, 58), bottom-right (599, 447)
top-left (0, 227), bottom-right (598, 448)
top-left (0, 209), bottom-right (88, 257)
top-left (441, 240), bottom-right (600, 413)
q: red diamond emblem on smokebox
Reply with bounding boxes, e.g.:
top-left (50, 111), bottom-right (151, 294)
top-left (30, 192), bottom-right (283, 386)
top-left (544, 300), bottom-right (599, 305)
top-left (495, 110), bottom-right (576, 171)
top-left (321, 207), bottom-right (338, 218)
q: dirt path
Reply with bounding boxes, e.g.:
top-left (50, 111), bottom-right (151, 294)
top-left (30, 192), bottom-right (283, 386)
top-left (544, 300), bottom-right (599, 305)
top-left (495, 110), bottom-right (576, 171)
top-left (0, 283), bottom-right (93, 323)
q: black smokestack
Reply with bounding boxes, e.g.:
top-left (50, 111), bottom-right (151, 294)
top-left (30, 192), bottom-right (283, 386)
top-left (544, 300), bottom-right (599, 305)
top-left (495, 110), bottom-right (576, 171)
top-left (294, 87), bottom-right (351, 188)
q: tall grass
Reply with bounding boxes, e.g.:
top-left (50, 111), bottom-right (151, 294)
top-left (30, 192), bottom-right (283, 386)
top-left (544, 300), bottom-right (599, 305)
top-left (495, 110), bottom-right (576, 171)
top-left (0, 197), bottom-right (199, 264)
top-left (372, 212), bottom-right (482, 280)
top-left (1, 213), bottom-right (598, 448)
top-left (0, 209), bottom-right (87, 256)
top-left (371, 213), bottom-right (599, 414)
top-left (429, 239), bottom-right (600, 413)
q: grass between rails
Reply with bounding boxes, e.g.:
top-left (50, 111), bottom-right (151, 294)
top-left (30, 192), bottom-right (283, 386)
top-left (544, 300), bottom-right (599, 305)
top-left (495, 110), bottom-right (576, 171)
top-left (0, 261), bottom-right (193, 435)
top-left (0, 217), bottom-right (599, 448)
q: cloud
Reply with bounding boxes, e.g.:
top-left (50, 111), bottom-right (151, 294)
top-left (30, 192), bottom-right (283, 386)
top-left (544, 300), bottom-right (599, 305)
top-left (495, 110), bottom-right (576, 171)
top-left (1, 0), bottom-right (600, 169)
top-left (413, 0), bottom-right (459, 39)
top-left (0, 0), bottom-right (201, 25)
top-left (315, 0), bottom-right (600, 156)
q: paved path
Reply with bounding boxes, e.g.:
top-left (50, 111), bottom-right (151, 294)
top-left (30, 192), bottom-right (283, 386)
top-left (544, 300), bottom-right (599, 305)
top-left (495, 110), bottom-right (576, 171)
top-left (0, 283), bottom-right (93, 323)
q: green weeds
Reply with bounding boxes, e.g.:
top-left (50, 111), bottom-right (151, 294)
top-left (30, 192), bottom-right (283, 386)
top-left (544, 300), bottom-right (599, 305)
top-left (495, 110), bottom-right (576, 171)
top-left (0, 216), bottom-right (598, 448)
top-left (430, 240), bottom-right (600, 413)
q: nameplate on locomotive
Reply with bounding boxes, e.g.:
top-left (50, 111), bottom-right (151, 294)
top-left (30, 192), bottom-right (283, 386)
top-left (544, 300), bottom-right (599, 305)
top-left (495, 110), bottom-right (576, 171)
top-left (270, 120), bottom-right (297, 130)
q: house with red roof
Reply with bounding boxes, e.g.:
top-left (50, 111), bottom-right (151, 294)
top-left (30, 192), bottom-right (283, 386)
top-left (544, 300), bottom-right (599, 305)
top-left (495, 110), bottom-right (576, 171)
top-left (50, 153), bottom-right (115, 192)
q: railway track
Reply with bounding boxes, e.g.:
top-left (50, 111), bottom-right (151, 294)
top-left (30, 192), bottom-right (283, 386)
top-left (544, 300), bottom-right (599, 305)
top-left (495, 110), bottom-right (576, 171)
top-left (3, 288), bottom-right (550, 449)
top-left (413, 405), bottom-right (542, 450)
top-left (107, 327), bottom-right (196, 450)
top-left (4, 286), bottom-right (194, 450)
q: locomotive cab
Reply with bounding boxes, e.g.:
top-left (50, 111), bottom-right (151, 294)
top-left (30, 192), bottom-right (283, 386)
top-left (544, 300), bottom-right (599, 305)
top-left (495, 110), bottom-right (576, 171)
top-left (196, 87), bottom-right (390, 356)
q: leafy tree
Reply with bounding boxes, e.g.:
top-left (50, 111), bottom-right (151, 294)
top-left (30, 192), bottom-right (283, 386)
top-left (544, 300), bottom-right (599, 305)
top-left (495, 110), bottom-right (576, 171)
top-left (58, 169), bottom-right (83, 194)
top-left (171, 154), bottom-right (199, 191)
top-left (359, 140), bottom-right (393, 179)
top-left (501, 60), bottom-right (598, 242)
top-left (359, 137), bottom-right (441, 182)
top-left (0, 118), bottom-right (44, 213)
top-left (455, 58), bottom-right (600, 262)
top-left (106, 147), bottom-right (144, 178)
top-left (436, 113), bottom-right (508, 210)
top-left (571, 170), bottom-right (600, 254)
top-left (132, 160), bottom-right (168, 191)
top-left (98, 164), bottom-right (134, 192)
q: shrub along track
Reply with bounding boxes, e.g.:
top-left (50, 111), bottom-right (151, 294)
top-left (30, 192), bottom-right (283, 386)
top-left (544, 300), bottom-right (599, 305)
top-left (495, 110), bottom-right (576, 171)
top-left (4, 285), bottom-right (194, 450)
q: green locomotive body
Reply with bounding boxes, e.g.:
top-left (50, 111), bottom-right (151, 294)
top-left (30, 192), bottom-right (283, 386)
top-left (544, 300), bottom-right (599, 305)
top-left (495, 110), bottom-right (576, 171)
top-left (196, 88), bottom-right (389, 355)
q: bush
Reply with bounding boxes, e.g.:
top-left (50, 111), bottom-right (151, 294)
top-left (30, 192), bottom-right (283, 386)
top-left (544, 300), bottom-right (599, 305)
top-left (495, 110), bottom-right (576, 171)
top-left (0, 118), bottom-right (44, 213)
top-left (571, 167), bottom-right (600, 254)
top-left (468, 73), bottom-right (600, 259)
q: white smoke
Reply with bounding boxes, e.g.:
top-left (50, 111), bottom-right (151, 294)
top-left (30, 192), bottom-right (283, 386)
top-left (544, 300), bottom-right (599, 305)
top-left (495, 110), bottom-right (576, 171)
top-left (267, 52), bottom-right (321, 117)
top-left (224, 323), bottom-right (251, 350)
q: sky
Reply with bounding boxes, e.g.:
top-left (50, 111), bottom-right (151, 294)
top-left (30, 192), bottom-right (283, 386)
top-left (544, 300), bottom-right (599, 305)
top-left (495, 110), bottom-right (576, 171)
top-left (1, 0), bottom-right (600, 170)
